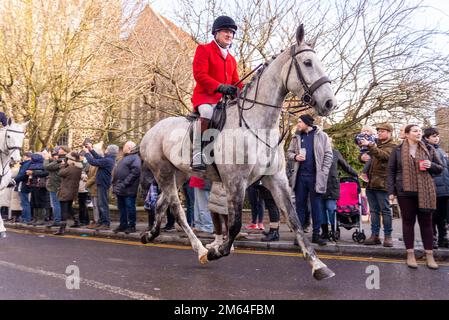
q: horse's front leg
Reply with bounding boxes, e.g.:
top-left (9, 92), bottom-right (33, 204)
top-left (262, 173), bottom-right (335, 281)
top-left (205, 183), bottom-right (245, 261)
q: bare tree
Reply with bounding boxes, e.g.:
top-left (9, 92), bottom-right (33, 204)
top-left (1, 0), bottom-right (448, 151)
top-left (166, 0), bottom-right (449, 136)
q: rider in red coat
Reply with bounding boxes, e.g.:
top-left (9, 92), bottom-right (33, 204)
top-left (191, 16), bottom-right (244, 172)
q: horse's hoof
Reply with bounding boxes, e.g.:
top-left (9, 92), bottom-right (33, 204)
top-left (140, 232), bottom-right (149, 244)
top-left (199, 254), bottom-right (209, 265)
top-left (313, 266), bottom-right (335, 281)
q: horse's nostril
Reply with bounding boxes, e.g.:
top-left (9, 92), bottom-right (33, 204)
top-left (325, 100), bottom-right (334, 110)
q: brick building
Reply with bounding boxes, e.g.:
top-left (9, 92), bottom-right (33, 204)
top-left (64, 5), bottom-right (196, 149)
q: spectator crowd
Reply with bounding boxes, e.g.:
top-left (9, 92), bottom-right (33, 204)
top-left (1, 115), bottom-right (448, 270)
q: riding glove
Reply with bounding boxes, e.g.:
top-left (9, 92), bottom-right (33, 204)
top-left (216, 84), bottom-right (238, 96)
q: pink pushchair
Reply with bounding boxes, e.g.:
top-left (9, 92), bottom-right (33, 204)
top-left (333, 177), bottom-right (366, 243)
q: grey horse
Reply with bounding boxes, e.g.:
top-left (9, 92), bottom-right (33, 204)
top-left (140, 25), bottom-right (337, 280)
top-left (0, 118), bottom-right (28, 191)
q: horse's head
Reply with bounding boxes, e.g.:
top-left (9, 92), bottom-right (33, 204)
top-left (285, 24), bottom-right (336, 116)
top-left (3, 118), bottom-right (28, 163)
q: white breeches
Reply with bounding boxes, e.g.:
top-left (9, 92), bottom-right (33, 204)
top-left (198, 104), bottom-right (215, 119)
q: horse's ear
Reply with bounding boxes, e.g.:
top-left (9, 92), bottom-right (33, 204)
top-left (23, 120), bottom-right (30, 128)
top-left (296, 24), bottom-right (305, 45)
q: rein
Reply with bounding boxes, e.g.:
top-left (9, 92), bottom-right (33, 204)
top-left (235, 44), bottom-right (331, 150)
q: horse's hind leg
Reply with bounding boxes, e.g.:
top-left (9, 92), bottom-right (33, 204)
top-left (141, 169), bottom-right (208, 263)
top-left (262, 173), bottom-right (335, 281)
top-left (205, 181), bottom-right (245, 262)
top-left (169, 174), bottom-right (208, 263)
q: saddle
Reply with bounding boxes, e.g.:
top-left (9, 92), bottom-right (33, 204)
top-left (186, 100), bottom-right (228, 143)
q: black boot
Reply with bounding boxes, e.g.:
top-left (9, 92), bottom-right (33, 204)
top-left (261, 228), bottom-right (280, 242)
top-left (54, 223), bottom-right (66, 236)
top-left (191, 117), bottom-right (210, 172)
top-left (70, 212), bottom-right (81, 228)
top-left (320, 224), bottom-right (329, 240)
top-left (312, 233), bottom-right (327, 246)
top-left (33, 209), bottom-right (46, 226)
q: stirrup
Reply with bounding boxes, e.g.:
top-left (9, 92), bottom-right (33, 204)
top-left (191, 151), bottom-right (206, 171)
top-left (192, 162), bottom-right (207, 172)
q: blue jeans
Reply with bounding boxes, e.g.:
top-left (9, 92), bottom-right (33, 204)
top-left (49, 191), bottom-right (61, 223)
top-left (295, 174), bottom-right (323, 235)
top-left (193, 188), bottom-right (213, 233)
top-left (97, 185), bottom-right (110, 226)
top-left (19, 192), bottom-right (31, 223)
top-left (248, 185), bottom-right (264, 224)
top-left (116, 195), bottom-right (136, 228)
top-left (321, 199), bottom-right (336, 228)
top-left (183, 181), bottom-right (195, 226)
top-left (366, 189), bottom-right (392, 236)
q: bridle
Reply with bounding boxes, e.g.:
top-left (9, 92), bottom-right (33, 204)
top-left (4, 128), bottom-right (25, 153)
top-left (287, 45), bottom-right (331, 108)
top-left (236, 44), bottom-right (331, 149)
top-left (0, 126), bottom-right (25, 184)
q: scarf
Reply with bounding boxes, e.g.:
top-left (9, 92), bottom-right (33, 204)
top-left (401, 140), bottom-right (437, 211)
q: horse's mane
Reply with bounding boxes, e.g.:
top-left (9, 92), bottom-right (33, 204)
top-left (243, 54), bottom-right (278, 92)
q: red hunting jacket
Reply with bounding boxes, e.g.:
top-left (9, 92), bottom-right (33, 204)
top-left (191, 41), bottom-right (243, 111)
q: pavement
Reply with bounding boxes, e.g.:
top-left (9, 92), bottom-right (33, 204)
top-left (4, 212), bottom-right (449, 261)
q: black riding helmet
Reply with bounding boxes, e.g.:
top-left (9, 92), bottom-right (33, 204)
top-left (212, 16), bottom-right (237, 35)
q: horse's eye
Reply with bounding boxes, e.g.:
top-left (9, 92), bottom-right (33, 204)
top-left (304, 60), bottom-right (313, 67)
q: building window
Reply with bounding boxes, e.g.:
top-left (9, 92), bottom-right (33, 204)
top-left (56, 130), bottom-right (69, 146)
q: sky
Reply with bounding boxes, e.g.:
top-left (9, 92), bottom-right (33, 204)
top-left (148, 0), bottom-right (449, 32)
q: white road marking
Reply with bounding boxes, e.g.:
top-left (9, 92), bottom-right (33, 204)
top-left (0, 260), bottom-right (158, 300)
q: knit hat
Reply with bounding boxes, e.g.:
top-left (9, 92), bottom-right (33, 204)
top-left (106, 144), bottom-right (119, 156)
top-left (299, 114), bottom-right (315, 127)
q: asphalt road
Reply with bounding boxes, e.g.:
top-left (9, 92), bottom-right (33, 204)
top-left (0, 230), bottom-right (448, 300)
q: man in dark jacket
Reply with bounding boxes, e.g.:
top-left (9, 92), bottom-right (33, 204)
top-left (14, 152), bottom-right (32, 223)
top-left (359, 123), bottom-right (397, 247)
top-left (423, 127), bottom-right (449, 248)
top-left (112, 141), bottom-right (141, 234)
top-left (44, 146), bottom-right (69, 227)
top-left (287, 114), bottom-right (333, 246)
top-left (84, 143), bottom-right (118, 230)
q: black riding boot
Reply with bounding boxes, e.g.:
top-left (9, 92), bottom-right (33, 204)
top-left (261, 228), bottom-right (280, 242)
top-left (54, 223), bottom-right (66, 236)
top-left (192, 117), bottom-right (210, 172)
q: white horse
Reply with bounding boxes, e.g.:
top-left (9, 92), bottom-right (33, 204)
top-left (140, 25), bottom-right (337, 280)
top-left (0, 118), bottom-right (28, 238)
